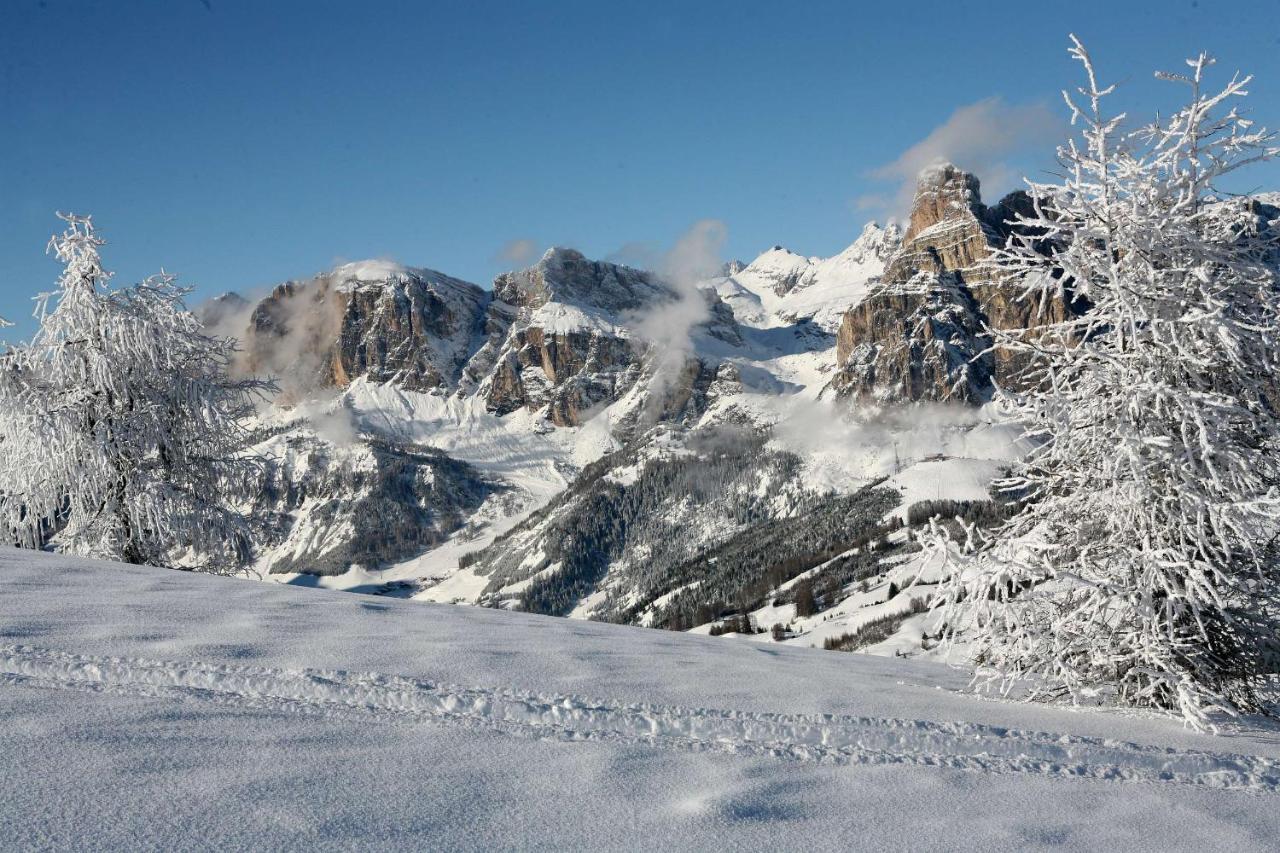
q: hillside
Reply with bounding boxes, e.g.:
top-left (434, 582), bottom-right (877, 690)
top-left (3, 550), bottom-right (1279, 850)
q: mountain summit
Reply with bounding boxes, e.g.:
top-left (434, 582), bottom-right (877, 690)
top-left (198, 174), bottom-right (1041, 629)
top-left (827, 163), bottom-right (1081, 403)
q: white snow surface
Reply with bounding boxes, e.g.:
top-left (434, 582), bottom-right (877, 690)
top-left (253, 378), bottom-right (585, 598)
top-left (706, 222), bottom-right (898, 332)
top-left (330, 258), bottom-right (411, 283)
top-left (3, 550), bottom-right (1279, 850)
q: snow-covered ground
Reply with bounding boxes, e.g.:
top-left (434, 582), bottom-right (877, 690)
top-left (3, 549), bottom-right (1279, 850)
top-left (255, 378), bottom-right (586, 599)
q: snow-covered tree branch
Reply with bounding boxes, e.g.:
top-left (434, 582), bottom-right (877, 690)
top-left (0, 214), bottom-right (274, 573)
top-left (933, 37), bottom-right (1280, 728)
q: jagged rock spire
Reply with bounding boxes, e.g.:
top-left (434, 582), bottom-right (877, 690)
top-left (826, 164), bottom-right (1078, 404)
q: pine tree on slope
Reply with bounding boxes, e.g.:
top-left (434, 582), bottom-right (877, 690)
top-left (933, 38), bottom-right (1280, 727)
top-left (0, 214), bottom-right (272, 572)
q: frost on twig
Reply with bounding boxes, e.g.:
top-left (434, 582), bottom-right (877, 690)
top-left (931, 37), bottom-right (1280, 729)
top-left (0, 214), bottom-right (275, 573)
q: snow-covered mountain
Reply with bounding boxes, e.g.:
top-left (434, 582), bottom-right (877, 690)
top-left (241, 260), bottom-right (489, 398)
top-left (467, 246), bottom-right (708, 427)
top-left (705, 221), bottom-right (900, 332)
top-left (206, 164), bottom-right (1036, 652)
top-left (826, 164), bottom-right (1084, 404)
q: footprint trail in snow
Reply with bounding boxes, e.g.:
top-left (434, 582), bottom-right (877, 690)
top-left (3, 643), bottom-right (1277, 791)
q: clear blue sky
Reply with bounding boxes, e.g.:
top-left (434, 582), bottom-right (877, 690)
top-left (3, 0), bottom-right (1279, 337)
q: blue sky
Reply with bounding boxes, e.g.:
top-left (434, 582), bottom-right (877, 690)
top-left (3, 0), bottom-right (1279, 337)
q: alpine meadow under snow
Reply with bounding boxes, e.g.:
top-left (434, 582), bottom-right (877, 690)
top-left (4, 34), bottom-right (1280, 850)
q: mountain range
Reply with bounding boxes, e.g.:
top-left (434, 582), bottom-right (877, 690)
top-left (199, 164), bottom-right (1077, 651)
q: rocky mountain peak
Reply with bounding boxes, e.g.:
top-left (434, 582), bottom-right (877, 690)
top-left (739, 246), bottom-right (814, 296)
top-left (853, 219), bottom-right (901, 252)
top-left (833, 222), bottom-right (903, 271)
top-left (709, 224), bottom-right (899, 333)
top-left (476, 247), bottom-right (724, 428)
top-left (328, 259), bottom-right (412, 286)
top-left (903, 163), bottom-right (984, 240)
top-left (883, 164), bottom-right (1003, 285)
top-left (827, 165), bottom-right (1080, 404)
top-left (239, 262), bottom-right (488, 398)
top-left (493, 247), bottom-right (674, 313)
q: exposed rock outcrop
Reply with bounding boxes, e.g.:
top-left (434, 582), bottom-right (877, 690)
top-left (832, 273), bottom-right (993, 403)
top-left (827, 164), bottom-right (1079, 404)
top-left (241, 262), bottom-right (488, 397)
top-left (227, 248), bottom-right (738, 429)
top-left (492, 247), bottom-right (671, 313)
top-left (482, 325), bottom-right (641, 425)
top-left (472, 248), bottom-right (725, 427)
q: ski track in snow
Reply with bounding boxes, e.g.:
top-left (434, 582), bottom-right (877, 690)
top-left (3, 643), bottom-right (1277, 792)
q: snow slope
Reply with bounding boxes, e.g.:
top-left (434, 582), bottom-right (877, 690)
top-left (3, 550), bottom-right (1279, 850)
top-left (706, 222), bottom-right (900, 332)
top-left (253, 378), bottom-right (585, 598)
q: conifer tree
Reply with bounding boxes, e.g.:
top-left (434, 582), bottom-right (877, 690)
top-left (0, 214), bottom-right (272, 572)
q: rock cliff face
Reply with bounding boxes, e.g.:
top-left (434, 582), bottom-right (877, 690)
top-left (332, 266), bottom-right (488, 391)
top-left (481, 326), bottom-right (640, 425)
top-left (827, 164), bottom-right (1078, 404)
top-left (242, 262), bottom-right (488, 397)
top-left (832, 274), bottom-right (992, 403)
top-left (881, 167), bottom-right (1001, 284)
top-left (226, 246), bottom-right (743, 433)
top-left (471, 247), bottom-right (704, 427)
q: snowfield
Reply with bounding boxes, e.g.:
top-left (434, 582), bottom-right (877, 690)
top-left (3, 550), bottom-right (1280, 851)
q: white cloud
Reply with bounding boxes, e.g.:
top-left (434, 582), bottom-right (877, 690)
top-left (495, 238), bottom-right (539, 267)
top-left (630, 219), bottom-right (726, 419)
top-left (661, 219), bottom-right (727, 289)
top-left (858, 97), bottom-right (1062, 218)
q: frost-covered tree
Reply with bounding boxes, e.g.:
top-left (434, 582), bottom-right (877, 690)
top-left (933, 38), bottom-right (1280, 727)
top-left (0, 214), bottom-right (272, 572)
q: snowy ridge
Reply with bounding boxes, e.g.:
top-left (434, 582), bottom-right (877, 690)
top-left (330, 259), bottom-right (412, 284)
top-left (708, 223), bottom-right (900, 332)
top-left (5, 642), bottom-right (1278, 790)
top-left (328, 259), bottom-right (481, 298)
